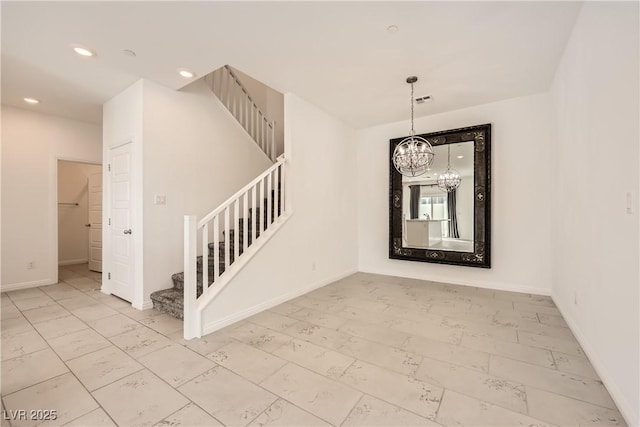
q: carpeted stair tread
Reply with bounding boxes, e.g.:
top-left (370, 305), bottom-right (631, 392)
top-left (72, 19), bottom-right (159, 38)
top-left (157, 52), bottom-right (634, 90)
top-left (150, 288), bottom-right (184, 319)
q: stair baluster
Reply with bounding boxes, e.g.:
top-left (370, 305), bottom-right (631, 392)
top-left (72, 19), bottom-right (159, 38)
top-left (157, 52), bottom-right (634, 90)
top-left (207, 65), bottom-right (276, 162)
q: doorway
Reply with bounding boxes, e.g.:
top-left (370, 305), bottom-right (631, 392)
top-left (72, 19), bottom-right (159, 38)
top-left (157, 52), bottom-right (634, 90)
top-left (57, 160), bottom-right (103, 272)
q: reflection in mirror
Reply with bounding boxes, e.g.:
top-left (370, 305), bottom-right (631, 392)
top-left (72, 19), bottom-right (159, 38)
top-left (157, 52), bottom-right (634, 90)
top-left (402, 141), bottom-right (474, 252)
top-left (389, 123), bottom-right (491, 268)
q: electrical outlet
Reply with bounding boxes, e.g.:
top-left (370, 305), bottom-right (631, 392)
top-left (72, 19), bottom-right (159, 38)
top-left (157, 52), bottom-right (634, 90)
top-left (27, 261), bottom-right (35, 270)
top-left (574, 291), bottom-right (578, 305)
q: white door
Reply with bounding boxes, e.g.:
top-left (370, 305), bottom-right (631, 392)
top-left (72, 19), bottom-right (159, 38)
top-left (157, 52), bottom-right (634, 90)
top-left (88, 172), bottom-right (103, 272)
top-left (109, 143), bottom-right (134, 302)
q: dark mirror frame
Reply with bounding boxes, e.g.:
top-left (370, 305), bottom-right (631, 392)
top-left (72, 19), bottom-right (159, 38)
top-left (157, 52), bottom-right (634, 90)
top-left (389, 123), bottom-right (491, 268)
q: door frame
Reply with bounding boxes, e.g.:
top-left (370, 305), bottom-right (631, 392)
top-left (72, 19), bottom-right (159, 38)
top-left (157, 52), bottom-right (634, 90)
top-left (102, 138), bottom-right (145, 309)
top-left (53, 157), bottom-right (102, 283)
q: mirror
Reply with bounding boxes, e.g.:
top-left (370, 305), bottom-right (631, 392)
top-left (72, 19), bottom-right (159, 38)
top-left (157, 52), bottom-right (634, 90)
top-left (389, 124), bottom-right (491, 268)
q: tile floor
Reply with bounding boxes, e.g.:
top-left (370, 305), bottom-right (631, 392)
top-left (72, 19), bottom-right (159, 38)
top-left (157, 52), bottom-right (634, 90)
top-left (0, 264), bottom-right (626, 426)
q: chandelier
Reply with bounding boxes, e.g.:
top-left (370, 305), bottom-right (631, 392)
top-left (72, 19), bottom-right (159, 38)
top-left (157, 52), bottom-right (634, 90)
top-left (392, 76), bottom-right (434, 177)
top-left (437, 145), bottom-right (461, 192)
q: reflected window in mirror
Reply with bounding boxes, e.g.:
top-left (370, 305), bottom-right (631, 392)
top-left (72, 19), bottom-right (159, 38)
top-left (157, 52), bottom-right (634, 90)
top-left (390, 124), bottom-right (491, 268)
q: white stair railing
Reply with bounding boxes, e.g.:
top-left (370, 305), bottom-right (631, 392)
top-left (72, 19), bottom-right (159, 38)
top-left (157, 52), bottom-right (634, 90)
top-left (183, 155), bottom-right (286, 339)
top-left (206, 65), bottom-right (277, 161)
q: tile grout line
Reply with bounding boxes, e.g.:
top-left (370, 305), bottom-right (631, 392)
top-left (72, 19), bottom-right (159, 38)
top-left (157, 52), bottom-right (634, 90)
top-left (3, 269), bottom-right (616, 426)
top-left (18, 270), bottom-right (119, 426)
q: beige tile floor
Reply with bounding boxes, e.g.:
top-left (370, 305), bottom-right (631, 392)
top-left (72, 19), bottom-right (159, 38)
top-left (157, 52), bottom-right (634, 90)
top-left (0, 264), bottom-right (626, 426)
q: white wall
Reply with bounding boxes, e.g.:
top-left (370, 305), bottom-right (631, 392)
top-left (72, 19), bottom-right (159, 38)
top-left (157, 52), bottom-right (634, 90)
top-left (141, 79), bottom-right (273, 304)
top-left (57, 161), bottom-right (102, 265)
top-left (550, 3), bottom-right (639, 425)
top-left (202, 93), bottom-right (359, 329)
top-left (1, 106), bottom-right (102, 290)
top-left (357, 93), bottom-right (553, 294)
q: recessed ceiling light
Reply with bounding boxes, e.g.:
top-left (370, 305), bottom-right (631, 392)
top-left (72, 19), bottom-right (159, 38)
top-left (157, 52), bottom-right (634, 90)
top-left (73, 46), bottom-right (95, 57)
top-left (178, 69), bottom-right (195, 79)
top-left (386, 25), bottom-right (399, 34)
top-left (23, 97), bottom-right (40, 105)
top-left (123, 49), bottom-right (137, 57)
top-left (457, 155), bottom-right (464, 159)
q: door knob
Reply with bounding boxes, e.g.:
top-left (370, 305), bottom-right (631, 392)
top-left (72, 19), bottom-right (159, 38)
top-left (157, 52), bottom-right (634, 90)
top-left (123, 229), bottom-right (132, 235)
top-left (84, 223), bottom-right (91, 227)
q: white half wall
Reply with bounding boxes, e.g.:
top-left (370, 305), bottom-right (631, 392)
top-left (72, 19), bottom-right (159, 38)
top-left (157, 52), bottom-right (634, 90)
top-left (550, 3), bottom-right (639, 424)
top-left (57, 161), bottom-right (102, 265)
top-left (201, 93), bottom-right (358, 330)
top-left (1, 106), bottom-right (102, 290)
top-left (357, 93), bottom-right (553, 295)
top-left (141, 79), bottom-right (273, 305)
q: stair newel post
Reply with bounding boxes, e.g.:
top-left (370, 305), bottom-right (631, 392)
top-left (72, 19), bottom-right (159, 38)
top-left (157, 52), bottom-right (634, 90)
top-left (183, 215), bottom-right (201, 339)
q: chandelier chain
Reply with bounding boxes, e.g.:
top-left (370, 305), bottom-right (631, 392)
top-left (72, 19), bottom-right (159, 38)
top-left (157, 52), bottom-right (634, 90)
top-left (410, 81), bottom-right (415, 137)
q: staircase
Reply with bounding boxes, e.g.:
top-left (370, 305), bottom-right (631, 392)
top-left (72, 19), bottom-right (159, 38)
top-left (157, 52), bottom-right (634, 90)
top-left (150, 197), bottom-right (279, 319)
top-left (149, 65), bottom-right (288, 338)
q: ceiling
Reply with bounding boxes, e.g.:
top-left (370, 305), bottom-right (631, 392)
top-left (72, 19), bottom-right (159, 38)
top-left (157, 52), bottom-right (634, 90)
top-left (1, 2), bottom-right (582, 127)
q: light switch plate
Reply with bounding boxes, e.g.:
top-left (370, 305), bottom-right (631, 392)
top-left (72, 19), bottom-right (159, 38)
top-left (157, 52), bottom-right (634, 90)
top-left (154, 194), bottom-right (166, 205)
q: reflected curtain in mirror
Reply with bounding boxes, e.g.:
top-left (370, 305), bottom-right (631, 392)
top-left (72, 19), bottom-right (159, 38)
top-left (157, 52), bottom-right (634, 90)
top-left (448, 189), bottom-right (460, 238)
top-left (409, 185), bottom-right (420, 219)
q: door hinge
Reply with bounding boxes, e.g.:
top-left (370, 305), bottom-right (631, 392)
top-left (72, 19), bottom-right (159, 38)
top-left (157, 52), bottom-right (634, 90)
top-left (108, 164), bottom-right (111, 172)
top-left (108, 218), bottom-right (111, 226)
top-left (108, 272), bottom-right (111, 280)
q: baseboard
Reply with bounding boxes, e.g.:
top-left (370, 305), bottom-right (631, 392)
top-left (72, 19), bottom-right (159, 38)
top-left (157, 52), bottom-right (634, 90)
top-left (552, 293), bottom-right (638, 427)
top-left (359, 266), bottom-right (551, 296)
top-left (132, 300), bottom-right (154, 311)
top-left (58, 258), bottom-right (88, 266)
top-left (202, 267), bottom-right (358, 336)
top-left (0, 278), bottom-right (56, 293)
